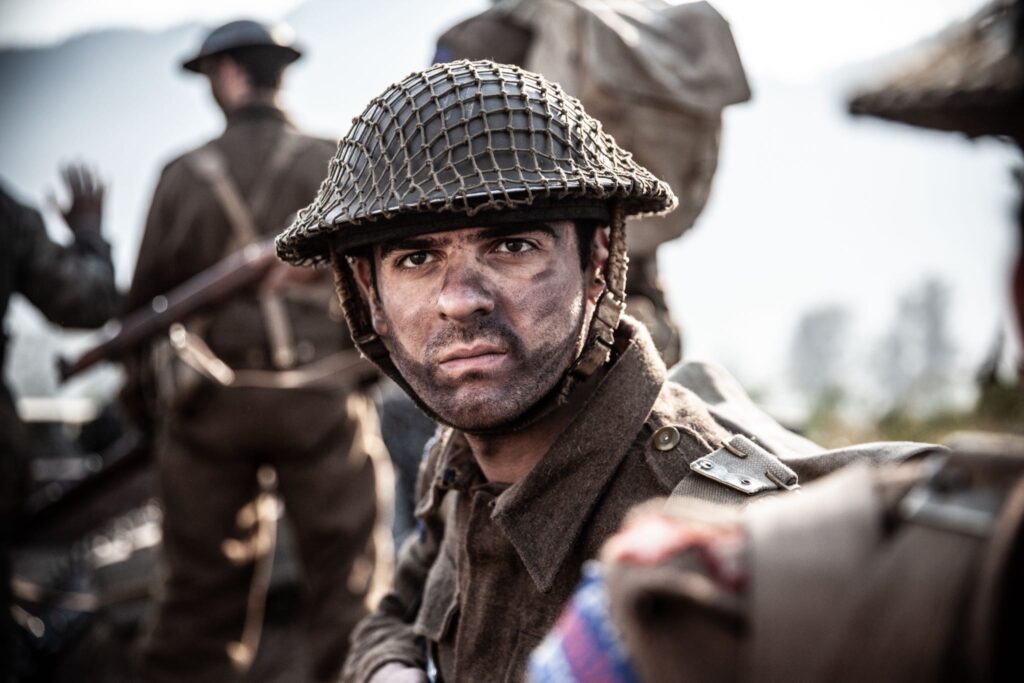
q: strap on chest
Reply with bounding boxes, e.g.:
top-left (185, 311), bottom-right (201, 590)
top-left (186, 136), bottom-right (306, 369)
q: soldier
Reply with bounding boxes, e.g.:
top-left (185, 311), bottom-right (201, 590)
top-left (123, 20), bottom-right (378, 682)
top-left (274, 60), bottom-right (926, 683)
top-left (1, 166), bottom-right (118, 682)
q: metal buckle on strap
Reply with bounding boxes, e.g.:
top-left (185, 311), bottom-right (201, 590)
top-left (765, 469), bottom-right (800, 492)
top-left (690, 434), bottom-right (800, 496)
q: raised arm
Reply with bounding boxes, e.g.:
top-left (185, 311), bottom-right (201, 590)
top-left (13, 165), bottom-right (118, 328)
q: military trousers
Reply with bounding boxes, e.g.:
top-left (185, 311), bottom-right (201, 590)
top-left (140, 383), bottom-right (379, 683)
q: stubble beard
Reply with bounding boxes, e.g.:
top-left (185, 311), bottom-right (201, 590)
top-left (385, 302), bottom-right (587, 432)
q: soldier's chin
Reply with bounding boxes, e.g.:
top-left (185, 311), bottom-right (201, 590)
top-left (431, 392), bottom-right (536, 434)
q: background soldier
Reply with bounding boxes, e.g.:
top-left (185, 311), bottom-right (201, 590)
top-left (123, 20), bottom-right (378, 682)
top-left (1, 165), bottom-right (118, 681)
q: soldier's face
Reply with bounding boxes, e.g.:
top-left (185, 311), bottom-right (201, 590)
top-left (354, 221), bottom-right (606, 431)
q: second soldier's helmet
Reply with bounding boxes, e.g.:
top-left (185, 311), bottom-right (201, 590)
top-left (182, 19), bottom-right (302, 73)
top-left (276, 60), bottom-right (676, 428)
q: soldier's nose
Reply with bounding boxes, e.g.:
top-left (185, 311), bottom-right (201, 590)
top-left (436, 263), bottom-right (494, 322)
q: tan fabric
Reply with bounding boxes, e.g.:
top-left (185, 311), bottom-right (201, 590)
top-left (670, 361), bottom-right (823, 457)
top-left (605, 501), bottom-right (745, 683)
top-left (492, 0), bottom-right (750, 256)
top-left (604, 437), bottom-right (1024, 683)
top-left (746, 463), bottom-right (882, 682)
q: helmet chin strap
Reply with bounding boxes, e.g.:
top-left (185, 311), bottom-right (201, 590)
top-left (330, 202), bottom-right (628, 435)
top-left (557, 203), bottom-right (628, 404)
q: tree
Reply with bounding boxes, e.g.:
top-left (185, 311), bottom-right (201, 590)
top-left (874, 277), bottom-right (956, 414)
top-left (788, 304), bottom-right (850, 407)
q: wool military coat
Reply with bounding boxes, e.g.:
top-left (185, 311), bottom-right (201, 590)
top-left (344, 317), bottom-right (912, 683)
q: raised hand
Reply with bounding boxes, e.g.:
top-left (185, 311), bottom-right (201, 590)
top-left (56, 162), bottom-right (105, 234)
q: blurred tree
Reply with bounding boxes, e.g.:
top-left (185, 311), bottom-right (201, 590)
top-left (874, 277), bottom-right (956, 415)
top-left (788, 304), bottom-right (850, 407)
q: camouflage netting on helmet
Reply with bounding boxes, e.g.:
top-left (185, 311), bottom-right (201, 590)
top-left (276, 59), bottom-right (677, 264)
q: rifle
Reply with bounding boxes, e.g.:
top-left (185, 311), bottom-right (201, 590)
top-left (60, 239), bottom-right (278, 381)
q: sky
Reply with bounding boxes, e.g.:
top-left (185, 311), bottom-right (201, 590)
top-left (0, 0), bottom-right (1017, 419)
top-left (0, 0), bottom-right (989, 80)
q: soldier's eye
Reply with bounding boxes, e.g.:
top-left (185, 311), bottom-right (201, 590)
top-left (494, 239), bottom-right (535, 254)
top-left (396, 251), bottom-right (436, 268)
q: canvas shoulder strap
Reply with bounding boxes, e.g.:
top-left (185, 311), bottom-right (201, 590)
top-left (185, 137), bottom-right (307, 369)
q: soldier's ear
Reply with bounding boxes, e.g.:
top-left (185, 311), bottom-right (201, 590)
top-left (352, 255), bottom-right (389, 337)
top-left (587, 227), bottom-right (610, 303)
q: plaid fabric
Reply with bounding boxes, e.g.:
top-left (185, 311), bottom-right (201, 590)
top-left (276, 59), bottom-right (675, 264)
top-left (528, 562), bottom-right (640, 683)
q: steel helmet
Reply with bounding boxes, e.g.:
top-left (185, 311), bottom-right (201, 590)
top-left (182, 19), bottom-right (302, 73)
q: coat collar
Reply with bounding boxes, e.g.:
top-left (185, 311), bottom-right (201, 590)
top-left (492, 317), bottom-right (666, 592)
top-left (226, 103), bottom-right (292, 128)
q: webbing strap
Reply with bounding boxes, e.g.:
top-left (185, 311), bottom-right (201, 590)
top-left (248, 132), bottom-right (307, 221)
top-left (187, 142), bottom-right (303, 369)
top-left (559, 202), bottom-right (627, 403)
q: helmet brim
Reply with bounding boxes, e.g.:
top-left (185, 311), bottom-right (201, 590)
top-left (181, 44), bottom-right (302, 74)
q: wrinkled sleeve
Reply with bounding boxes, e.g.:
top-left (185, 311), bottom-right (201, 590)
top-left (343, 441), bottom-right (446, 683)
top-left (14, 200), bottom-right (118, 328)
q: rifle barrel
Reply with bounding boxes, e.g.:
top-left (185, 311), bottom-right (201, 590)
top-left (60, 240), bottom-right (278, 381)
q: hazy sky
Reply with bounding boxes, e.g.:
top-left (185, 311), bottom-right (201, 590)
top-left (1, 0), bottom-right (1017, 417)
top-left (0, 0), bottom-right (989, 79)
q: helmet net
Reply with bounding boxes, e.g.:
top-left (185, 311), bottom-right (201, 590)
top-left (278, 60), bottom-right (676, 433)
top-left (276, 59), bottom-right (675, 264)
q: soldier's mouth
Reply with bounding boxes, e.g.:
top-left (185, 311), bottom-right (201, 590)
top-left (437, 343), bottom-right (509, 375)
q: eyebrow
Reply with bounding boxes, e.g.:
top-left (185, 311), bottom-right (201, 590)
top-left (377, 223), bottom-right (560, 260)
top-left (378, 235), bottom-right (449, 260)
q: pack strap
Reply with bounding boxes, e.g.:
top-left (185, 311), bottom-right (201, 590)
top-left (187, 141), bottom-right (305, 369)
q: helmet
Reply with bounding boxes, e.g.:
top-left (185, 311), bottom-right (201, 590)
top-left (277, 60), bottom-right (676, 429)
top-left (278, 60), bottom-right (673, 262)
top-left (181, 19), bottom-right (302, 73)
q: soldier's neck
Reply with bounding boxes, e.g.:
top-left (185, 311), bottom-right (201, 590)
top-left (464, 368), bottom-right (604, 484)
top-left (464, 415), bottom-right (568, 485)
top-left (222, 90), bottom-right (280, 118)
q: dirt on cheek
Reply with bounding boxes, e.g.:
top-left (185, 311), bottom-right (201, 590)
top-left (516, 264), bottom-right (583, 330)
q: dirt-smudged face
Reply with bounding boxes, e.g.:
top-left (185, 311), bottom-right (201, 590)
top-left (355, 221), bottom-right (599, 431)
